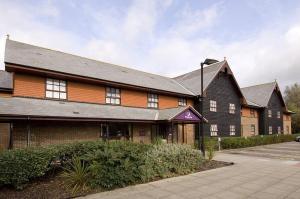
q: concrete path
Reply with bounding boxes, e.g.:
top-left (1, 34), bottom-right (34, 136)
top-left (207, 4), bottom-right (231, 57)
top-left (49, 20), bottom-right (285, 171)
top-left (80, 143), bottom-right (300, 199)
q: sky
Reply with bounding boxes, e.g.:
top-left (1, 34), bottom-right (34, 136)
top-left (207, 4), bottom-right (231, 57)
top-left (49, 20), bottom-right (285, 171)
top-left (0, 0), bottom-right (300, 91)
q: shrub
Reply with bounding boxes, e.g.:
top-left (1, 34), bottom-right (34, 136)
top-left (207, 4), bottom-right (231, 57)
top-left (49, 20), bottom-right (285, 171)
top-left (0, 140), bottom-right (108, 189)
top-left (220, 134), bottom-right (300, 149)
top-left (61, 156), bottom-right (91, 195)
top-left (144, 144), bottom-right (203, 180)
top-left (85, 141), bottom-right (150, 189)
top-left (206, 139), bottom-right (216, 161)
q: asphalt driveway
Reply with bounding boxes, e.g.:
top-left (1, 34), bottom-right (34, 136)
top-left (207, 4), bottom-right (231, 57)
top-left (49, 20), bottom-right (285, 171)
top-left (80, 142), bottom-right (300, 199)
top-left (223, 141), bottom-right (300, 161)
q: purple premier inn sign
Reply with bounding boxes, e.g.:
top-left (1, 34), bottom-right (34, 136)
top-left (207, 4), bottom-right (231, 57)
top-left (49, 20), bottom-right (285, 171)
top-left (174, 109), bottom-right (201, 121)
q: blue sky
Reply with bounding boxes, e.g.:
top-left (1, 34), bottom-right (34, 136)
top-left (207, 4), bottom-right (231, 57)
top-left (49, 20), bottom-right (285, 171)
top-left (0, 0), bottom-right (300, 89)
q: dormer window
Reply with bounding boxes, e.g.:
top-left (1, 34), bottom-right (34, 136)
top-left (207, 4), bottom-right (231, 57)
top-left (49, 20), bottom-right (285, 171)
top-left (178, 97), bottom-right (187, 106)
top-left (46, 78), bottom-right (66, 100)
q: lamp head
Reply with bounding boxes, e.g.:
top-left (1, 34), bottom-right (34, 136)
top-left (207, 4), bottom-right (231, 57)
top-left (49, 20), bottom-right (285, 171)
top-left (203, 58), bottom-right (219, 65)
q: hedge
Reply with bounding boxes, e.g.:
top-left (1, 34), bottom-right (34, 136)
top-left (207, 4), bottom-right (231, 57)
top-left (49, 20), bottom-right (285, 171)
top-left (199, 134), bottom-right (300, 150)
top-left (0, 140), bottom-right (203, 189)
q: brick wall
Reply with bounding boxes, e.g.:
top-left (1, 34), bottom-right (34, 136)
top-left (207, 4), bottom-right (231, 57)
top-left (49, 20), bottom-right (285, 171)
top-left (13, 73), bottom-right (45, 98)
top-left (159, 95), bottom-right (179, 109)
top-left (0, 123), bottom-right (10, 150)
top-left (283, 114), bottom-right (292, 134)
top-left (132, 123), bottom-right (152, 144)
top-left (241, 107), bottom-right (259, 136)
top-left (12, 121), bottom-right (101, 148)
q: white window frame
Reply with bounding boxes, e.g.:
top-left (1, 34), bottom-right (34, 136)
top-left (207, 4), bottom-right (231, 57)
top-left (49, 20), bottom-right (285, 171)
top-left (229, 125), bottom-right (235, 136)
top-left (277, 111), bottom-right (280, 119)
top-left (269, 126), bottom-right (272, 134)
top-left (277, 126), bottom-right (281, 134)
top-left (229, 103), bottom-right (235, 114)
top-left (268, 110), bottom-right (272, 118)
top-left (106, 87), bottom-right (121, 105)
top-left (210, 100), bottom-right (217, 112)
top-left (210, 124), bottom-right (218, 136)
top-left (251, 124), bottom-right (255, 134)
top-left (178, 97), bottom-right (187, 106)
top-left (148, 93), bottom-right (158, 108)
top-left (46, 78), bottom-right (67, 100)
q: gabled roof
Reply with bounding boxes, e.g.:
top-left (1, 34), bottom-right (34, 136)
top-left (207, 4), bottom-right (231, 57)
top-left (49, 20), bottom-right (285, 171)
top-left (0, 71), bottom-right (13, 91)
top-left (241, 81), bottom-right (286, 108)
top-left (174, 60), bottom-right (245, 100)
top-left (0, 97), bottom-right (206, 122)
top-left (4, 40), bottom-right (194, 96)
top-left (174, 61), bottom-right (225, 95)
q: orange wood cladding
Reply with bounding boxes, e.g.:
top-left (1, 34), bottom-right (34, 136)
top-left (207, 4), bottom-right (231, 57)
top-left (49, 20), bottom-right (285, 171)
top-left (13, 73), bottom-right (45, 98)
top-left (159, 95), bottom-right (179, 109)
top-left (121, 89), bottom-right (147, 108)
top-left (68, 81), bottom-right (105, 104)
top-left (12, 72), bottom-right (193, 109)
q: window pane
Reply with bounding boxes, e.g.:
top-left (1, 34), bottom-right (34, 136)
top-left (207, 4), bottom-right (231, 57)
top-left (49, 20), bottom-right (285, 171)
top-left (46, 78), bottom-right (53, 84)
top-left (46, 84), bottom-right (53, 90)
top-left (53, 79), bottom-right (60, 85)
top-left (115, 98), bottom-right (120, 104)
top-left (60, 86), bottom-right (66, 92)
top-left (106, 98), bottom-right (110, 104)
top-left (60, 81), bottom-right (66, 86)
top-left (53, 85), bottom-right (60, 91)
top-left (53, 92), bottom-right (60, 98)
top-left (46, 91), bottom-right (52, 98)
top-left (60, 92), bottom-right (66, 99)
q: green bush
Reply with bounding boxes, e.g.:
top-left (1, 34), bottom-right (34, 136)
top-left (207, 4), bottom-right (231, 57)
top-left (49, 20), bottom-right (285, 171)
top-left (0, 140), bottom-right (203, 190)
top-left (61, 156), bottom-right (91, 195)
top-left (85, 141), bottom-right (151, 189)
top-left (0, 140), bottom-right (109, 189)
top-left (206, 139), bottom-right (216, 160)
top-left (220, 134), bottom-right (299, 149)
top-left (144, 144), bottom-right (203, 180)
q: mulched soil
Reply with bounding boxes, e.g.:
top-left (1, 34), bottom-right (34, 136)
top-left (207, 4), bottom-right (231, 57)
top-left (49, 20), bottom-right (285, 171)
top-left (0, 160), bottom-right (233, 199)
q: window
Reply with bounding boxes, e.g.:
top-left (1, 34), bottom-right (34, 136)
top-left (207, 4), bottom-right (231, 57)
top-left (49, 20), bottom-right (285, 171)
top-left (46, 78), bottom-right (66, 100)
top-left (269, 126), bottom-right (272, 134)
top-left (210, 124), bottom-right (218, 136)
top-left (229, 103), bottom-right (235, 114)
top-left (268, 110), bottom-right (272, 118)
top-left (210, 100), bottom-right (217, 112)
top-left (278, 126), bottom-right (281, 134)
top-left (251, 125), bottom-right (255, 134)
top-left (250, 109), bottom-right (255, 117)
top-left (106, 87), bottom-right (120, 105)
top-left (230, 125), bottom-right (235, 136)
top-left (178, 97), bottom-right (187, 106)
top-left (277, 111), bottom-right (280, 119)
top-left (148, 93), bottom-right (158, 108)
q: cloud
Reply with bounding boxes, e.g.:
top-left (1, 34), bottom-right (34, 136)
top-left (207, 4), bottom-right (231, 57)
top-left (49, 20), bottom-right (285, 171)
top-left (0, 0), bottom-right (299, 92)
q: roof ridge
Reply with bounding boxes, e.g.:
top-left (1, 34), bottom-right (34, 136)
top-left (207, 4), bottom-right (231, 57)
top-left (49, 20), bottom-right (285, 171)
top-left (241, 81), bottom-right (276, 89)
top-left (173, 60), bottom-right (226, 79)
top-left (5, 40), bottom-right (179, 82)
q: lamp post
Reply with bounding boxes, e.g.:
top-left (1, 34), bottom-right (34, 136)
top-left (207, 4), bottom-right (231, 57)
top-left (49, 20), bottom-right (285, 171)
top-left (199, 58), bottom-right (219, 156)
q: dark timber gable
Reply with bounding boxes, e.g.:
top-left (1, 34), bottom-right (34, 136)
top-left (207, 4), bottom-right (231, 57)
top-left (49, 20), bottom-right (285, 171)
top-left (195, 71), bottom-right (242, 137)
top-left (260, 90), bottom-right (284, 135)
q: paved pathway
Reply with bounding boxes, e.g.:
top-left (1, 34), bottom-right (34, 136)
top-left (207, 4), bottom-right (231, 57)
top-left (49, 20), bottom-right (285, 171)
top-left (80, 142), bottom-right (300, 199)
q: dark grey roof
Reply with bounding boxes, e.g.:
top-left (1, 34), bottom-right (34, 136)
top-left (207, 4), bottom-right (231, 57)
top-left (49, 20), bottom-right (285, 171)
top-left (0, 97), bottom-right (204, 121)
top-left (174, 61), bottom-right (226, 95)
top-left (4, 40), bottom-right (194, 96)
top-left (241, 82), bottom-right (277, 107)
top-left (0, 70), bottom-right (13, 90)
